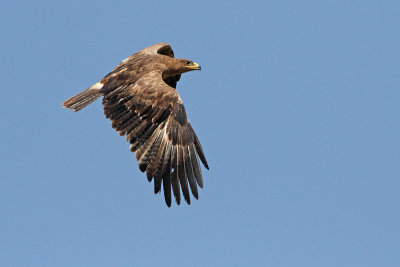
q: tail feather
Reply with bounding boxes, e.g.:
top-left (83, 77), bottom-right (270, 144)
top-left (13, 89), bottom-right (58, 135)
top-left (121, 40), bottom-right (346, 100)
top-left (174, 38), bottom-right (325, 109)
top-left (62, 83), bottom-right (103, 112)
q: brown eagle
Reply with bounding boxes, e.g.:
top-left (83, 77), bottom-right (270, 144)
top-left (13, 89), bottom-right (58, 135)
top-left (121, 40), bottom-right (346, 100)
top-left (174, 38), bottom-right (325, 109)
top-left (62, 43), bottom-right (209, 207)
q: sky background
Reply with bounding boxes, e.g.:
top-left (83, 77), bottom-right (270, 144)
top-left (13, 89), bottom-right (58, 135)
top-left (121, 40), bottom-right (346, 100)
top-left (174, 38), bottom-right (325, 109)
top-left (1, 1), bottom-right (399, 266)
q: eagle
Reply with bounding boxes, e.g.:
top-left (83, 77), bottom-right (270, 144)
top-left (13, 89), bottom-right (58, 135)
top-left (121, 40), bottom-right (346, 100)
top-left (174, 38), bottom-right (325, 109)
top-left (62, 43), bottom-right (209, 207)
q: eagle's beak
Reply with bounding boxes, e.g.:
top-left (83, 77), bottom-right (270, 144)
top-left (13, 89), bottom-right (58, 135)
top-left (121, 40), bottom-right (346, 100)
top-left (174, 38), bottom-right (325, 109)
top-left (187, 62), bottom-right (201, 71)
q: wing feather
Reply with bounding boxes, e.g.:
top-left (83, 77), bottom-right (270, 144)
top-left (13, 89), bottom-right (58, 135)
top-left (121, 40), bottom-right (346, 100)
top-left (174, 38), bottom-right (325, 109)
top-left (189, 144), bottom-right (203, 188)
top-left (136, 126), bottom-right (163, 170)
top-left (189, 124), bottom-right (209, 170)
top-left (185, 146), bottom-right (198, 199)
top-left (146, 127), bottom-right (168, 178)
top-left (162, 145), bottom-right (172, 207)
top-left (154, 141), bottom-right (167, 195)
top-left (170, 146), bottom-right (181, 205)
top-left (178, 146), bottom-right (190, 204)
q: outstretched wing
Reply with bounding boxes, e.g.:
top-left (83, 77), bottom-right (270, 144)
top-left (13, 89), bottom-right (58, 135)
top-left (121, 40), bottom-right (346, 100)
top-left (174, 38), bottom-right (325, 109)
top-left (102, 70), bottom-right (209, 207)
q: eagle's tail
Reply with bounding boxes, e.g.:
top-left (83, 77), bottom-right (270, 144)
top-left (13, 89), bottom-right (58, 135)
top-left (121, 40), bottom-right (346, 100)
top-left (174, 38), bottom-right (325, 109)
top-left (62, 82), bottom-right (103, 112)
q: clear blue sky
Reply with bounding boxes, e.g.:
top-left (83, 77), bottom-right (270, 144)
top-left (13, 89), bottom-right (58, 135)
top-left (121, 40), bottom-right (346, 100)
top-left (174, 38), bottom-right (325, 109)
top-left (1, 1), bottom-right (399, 266)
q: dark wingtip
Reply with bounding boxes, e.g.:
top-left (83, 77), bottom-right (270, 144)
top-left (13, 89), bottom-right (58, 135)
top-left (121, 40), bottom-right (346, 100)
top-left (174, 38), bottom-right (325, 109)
top-left (204, 162), bottom-right (209, 170)
top-left (146, 171), bottom-right (153, 182)
top-left (139, 163), bottom-right (147, 172)
top-left (185, 197), bottom-right (191, 205)
top-left (175, 196), bottom-right (181, 205)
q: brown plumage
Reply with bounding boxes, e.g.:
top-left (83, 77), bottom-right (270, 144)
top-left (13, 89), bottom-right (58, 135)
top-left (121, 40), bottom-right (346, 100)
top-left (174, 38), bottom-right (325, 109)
top-left (62, 43), bottom-right (209, 207)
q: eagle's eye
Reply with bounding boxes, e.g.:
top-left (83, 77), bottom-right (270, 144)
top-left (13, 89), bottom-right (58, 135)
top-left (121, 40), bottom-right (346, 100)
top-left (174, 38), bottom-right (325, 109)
top-left (184, 61), bottom-right (191, 65)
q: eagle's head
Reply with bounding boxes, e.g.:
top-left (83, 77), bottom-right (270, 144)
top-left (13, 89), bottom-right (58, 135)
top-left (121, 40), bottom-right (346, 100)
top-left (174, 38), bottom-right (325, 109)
top-left (177, 59), bottom-right (201, 72)
top-left (164, 58), bottom-right (201, 76)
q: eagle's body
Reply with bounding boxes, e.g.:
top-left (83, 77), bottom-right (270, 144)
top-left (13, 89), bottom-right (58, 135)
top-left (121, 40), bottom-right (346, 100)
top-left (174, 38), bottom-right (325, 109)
top-left (63, 43), bottom-right (208, 207)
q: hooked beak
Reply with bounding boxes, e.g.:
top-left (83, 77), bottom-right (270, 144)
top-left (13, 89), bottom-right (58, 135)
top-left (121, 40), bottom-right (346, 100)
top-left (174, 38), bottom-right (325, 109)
top-left (187, 62), bottom-right (201, 71)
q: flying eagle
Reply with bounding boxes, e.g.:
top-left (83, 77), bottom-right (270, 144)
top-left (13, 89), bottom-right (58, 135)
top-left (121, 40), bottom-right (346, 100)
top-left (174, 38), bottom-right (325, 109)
top-left (62, 43), bottom-right (209, 207)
